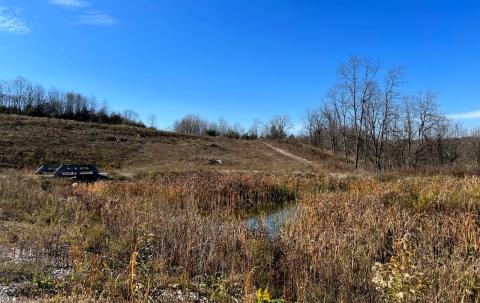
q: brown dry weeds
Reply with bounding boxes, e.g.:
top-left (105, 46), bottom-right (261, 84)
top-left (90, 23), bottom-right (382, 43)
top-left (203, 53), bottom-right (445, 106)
top-left (1, 172), bottom-right (480, 302)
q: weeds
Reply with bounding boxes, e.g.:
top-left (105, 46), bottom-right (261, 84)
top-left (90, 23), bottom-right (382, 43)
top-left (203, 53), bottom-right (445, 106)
top-left (2, 172), bottom-right (480, 302)
top-left (372, 234), bottom-right (427, 302)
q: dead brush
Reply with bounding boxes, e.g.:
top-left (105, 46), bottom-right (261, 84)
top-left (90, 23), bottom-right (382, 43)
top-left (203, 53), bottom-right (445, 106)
top-left (68, 172), bottom-right (298, 301)
top-left (372, 234), bottom-right (428, 302)
top-left (6, 172), bottom-right (480, 302)
top-left (280, 176), bottom-right (480, 302)
top-left (73, 172), bottom-right (299, 213)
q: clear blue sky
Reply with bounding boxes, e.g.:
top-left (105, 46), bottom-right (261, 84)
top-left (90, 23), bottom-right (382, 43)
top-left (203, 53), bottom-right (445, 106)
top-left (1, 0), bottom-right (479, 130)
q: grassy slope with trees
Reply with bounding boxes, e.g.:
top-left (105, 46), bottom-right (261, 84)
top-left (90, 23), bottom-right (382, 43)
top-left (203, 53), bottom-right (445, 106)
top-left (0, 114), bottom-right (336, 174)
top-left (2, 56), bottom-right (480, 302)
top-left (0, 77), bottom-right (145, 128)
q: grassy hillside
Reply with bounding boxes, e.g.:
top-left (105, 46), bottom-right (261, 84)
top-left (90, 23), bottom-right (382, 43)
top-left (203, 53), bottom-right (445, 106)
top-left (0, 114), bottom-right (338, 174)
top-left (1, 114), bottom-right (478, 302)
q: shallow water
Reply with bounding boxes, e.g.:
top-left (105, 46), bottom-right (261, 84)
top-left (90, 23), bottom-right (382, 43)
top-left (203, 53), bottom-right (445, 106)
top-left (246, 203), bottom-right (300, 237)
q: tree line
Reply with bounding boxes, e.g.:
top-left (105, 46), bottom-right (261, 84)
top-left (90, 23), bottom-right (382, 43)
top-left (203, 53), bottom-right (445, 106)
top-left (172, 56), bottom-right (480, 172)
top-left (4, 61), bottom-right (479, 172)
top-left (302, 56), bottom-right (466, 171)
top-left (172, 114), bottom-right (294, 140)
top-left (0, 77), bottom-right (145, 127)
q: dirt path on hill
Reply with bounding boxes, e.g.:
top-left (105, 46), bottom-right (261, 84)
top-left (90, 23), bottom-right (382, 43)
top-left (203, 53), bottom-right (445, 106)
top-left (264, 143), bottom-right (312, 165)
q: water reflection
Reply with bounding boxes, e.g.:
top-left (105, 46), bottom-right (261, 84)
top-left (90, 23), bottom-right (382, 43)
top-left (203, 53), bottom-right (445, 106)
top-left (246, 203), bottom-right (300, 237)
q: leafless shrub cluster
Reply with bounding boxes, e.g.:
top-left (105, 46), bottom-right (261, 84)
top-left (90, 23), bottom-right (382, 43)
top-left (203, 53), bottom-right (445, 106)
top-left (173, 114), bottom-right (295, 140)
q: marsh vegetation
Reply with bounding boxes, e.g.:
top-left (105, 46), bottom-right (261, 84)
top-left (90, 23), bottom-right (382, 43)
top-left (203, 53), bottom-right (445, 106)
top-left (1, 171), bottom-right (480, 302)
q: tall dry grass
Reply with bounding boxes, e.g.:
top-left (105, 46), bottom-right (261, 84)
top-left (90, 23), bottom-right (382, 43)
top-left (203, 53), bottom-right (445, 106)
top-left (74, 172), bottom-right (299, 213)
top-left (2, 172), bottom-right (480, 302)
top-left (65, 172), bottom-right (299, 301)
top-left (280, 176), bottom-right (480, 302)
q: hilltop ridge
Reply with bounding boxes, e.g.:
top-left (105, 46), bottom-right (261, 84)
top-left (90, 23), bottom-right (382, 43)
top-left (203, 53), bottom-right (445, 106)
top-left (0, 114), bottom-right (340, 175)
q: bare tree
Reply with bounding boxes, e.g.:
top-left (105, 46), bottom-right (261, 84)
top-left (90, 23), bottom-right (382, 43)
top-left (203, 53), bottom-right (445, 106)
top-left (0, 80), bottom-right (6, 108)
top-left (433, 120), bottom-right (463, 166)
top-left (11, 77), bottom-right (28, 110)
top-left (226, 123), bottom-right (244, 138)
top-left (320, 101), bottom-right (339, 154)
top-left (0, 76), bottom-right (145, 127)
top-left (337, 56), bottom-right (380, 168)
top-left (123, 109), bottom-right (140, 122)
top-left (365, 67), bottom-right (403, 170)
top-left (312, 58), bottom-right (460, 171)
top-left (403, 91), bottom-right (441, 171)
top-left (247, 118), bottom-right (262, 139)
top-left (471, 128), bottom-right (480, 169)
top-left (304, 108), bottom-right (324, 147)
top-left (329, 86), bottom-right (351, 163)
top-left (216, 118), bottom-right (230, 136)
top-left (147, 114), bottom-right (158, 129)
top-left (173, 114), bottom-right (208, 135)
top-left (267, 115), bottom-right (293, 139)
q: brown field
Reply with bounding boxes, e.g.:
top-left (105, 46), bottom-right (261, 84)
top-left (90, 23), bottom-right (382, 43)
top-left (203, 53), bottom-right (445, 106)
top-left (1, 114), bottom-right (479, 302)
top-left (0, 114), bottom-right (338, 175)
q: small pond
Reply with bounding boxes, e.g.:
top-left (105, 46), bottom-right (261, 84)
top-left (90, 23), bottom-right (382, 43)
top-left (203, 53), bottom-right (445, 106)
top-left (246, 203), bottom-right (301, 237)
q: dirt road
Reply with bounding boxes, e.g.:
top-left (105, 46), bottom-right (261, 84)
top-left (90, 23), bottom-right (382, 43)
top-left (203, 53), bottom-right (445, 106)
top-left (264, 143), bottom-right (312, 165)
